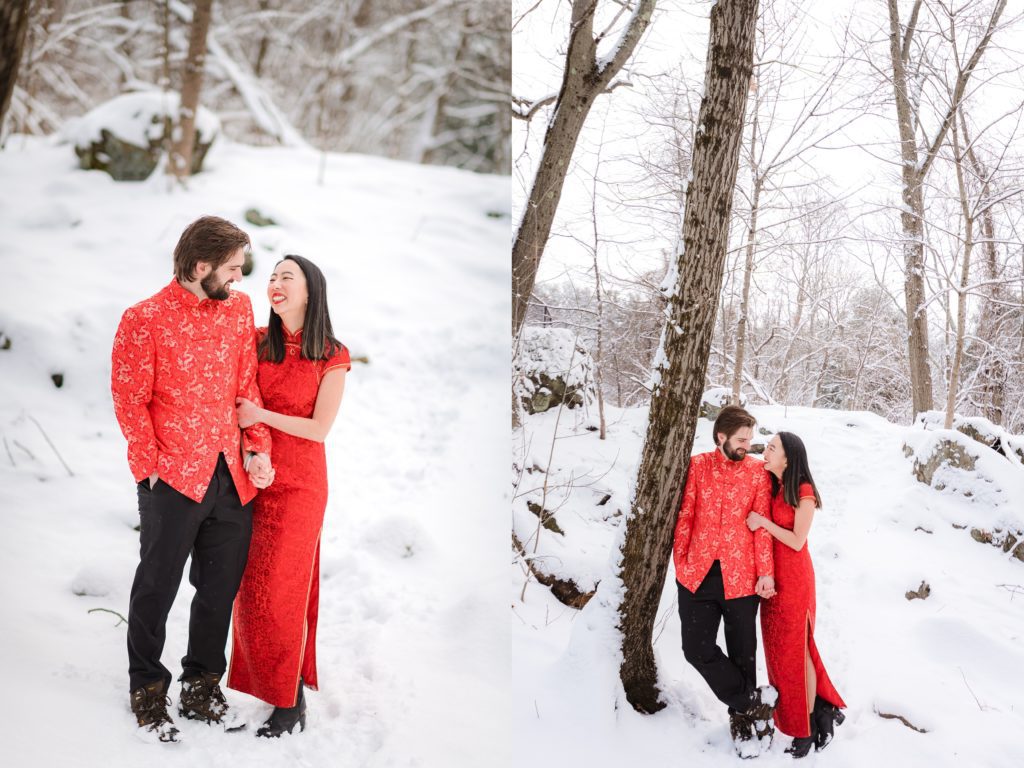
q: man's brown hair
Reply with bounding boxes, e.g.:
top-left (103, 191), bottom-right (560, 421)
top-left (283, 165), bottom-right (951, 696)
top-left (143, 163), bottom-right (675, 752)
top-left (173, 216), bottom-right (251, 282)
top-left (712, 404), bottom-right (756, 446)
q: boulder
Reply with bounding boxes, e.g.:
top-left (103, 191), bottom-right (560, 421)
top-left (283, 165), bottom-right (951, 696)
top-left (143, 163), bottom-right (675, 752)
top-left (68, 92), bottom-right (220, 181)
top-left (700, 387), bottom-right (746, 420)
top-left (515, 327), bottom-right (595, 415)
top-left (905, 436), bottom-right (977, 488)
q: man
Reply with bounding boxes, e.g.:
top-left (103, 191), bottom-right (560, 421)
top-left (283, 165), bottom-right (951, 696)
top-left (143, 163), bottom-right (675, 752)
top-left (111, 216), bottom-right (274, 743)
top-left (673, 404), bottom-right (777, 757)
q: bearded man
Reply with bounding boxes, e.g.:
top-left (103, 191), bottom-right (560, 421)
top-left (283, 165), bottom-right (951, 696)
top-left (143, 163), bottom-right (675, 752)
top-left (673, 404), bottom-right (777, 757)
top-left (111, 215), bottom-right (273, 742)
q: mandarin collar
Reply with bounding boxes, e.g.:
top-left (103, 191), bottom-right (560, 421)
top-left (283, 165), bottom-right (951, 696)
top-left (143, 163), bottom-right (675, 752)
top-left (713, 448), bottom-right (740, 470)
top-left (168, 278), bottom-right (208, 308)
top-left (282, 324), bottom-right (304, 341)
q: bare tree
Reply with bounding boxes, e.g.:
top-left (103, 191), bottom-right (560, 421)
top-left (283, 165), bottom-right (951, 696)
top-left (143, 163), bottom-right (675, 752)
top-left (616, 0), bottom-right (758, 714)
top-left (883, 0), bottom-right (1007, 418)
top-left (511, 0), bottom-right (657, 336)
top-left (0, 0), bottom-right (31, 135)
top-left (168, 0), bottom-right (213, 179)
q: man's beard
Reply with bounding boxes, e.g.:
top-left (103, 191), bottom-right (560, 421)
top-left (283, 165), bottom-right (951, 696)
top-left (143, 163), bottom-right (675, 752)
top-left (201, 272), bottom-right (232, 301)
top-left (722, 440), bottom-right (747, 462)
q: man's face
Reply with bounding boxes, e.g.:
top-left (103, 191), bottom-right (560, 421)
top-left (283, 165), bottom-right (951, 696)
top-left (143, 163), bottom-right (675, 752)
top-left (719, 426), bottom-right (753, 462)
top-left (198, 248), bottom-right (247, 301)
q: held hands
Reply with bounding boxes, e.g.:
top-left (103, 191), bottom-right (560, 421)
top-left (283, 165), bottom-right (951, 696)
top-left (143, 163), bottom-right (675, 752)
top-left (247, 452), bottom-right (275, 489)
top-left (755, 575), bottom-right (776, 599)
top-left (746, 512), bottom-right (767, 531)
top-left (236, 397), bottom-right (263, 429)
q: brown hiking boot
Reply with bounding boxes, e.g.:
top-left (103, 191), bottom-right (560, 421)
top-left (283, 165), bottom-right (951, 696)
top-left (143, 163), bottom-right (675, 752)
top-left (179, 672), bottom-right (245, 731)
top-left (747, 685), bottom-right (777, 749)
top-left (130, 680), bottom-right (180, 743)
top-left (729, 710), bottom-right (757, 759)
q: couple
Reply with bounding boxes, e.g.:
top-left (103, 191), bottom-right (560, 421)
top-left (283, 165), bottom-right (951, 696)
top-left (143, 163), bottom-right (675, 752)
top-left (110, 216), bottom-right (351, 742)
top-left (673, 405), bottom-right (846, 758)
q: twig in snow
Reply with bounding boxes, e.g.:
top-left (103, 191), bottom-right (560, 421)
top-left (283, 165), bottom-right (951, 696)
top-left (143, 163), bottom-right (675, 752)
top-left (12, 440), bottom-right (36, 461)
top-left (2, 435), bottom-right (15, 468)
top-left (959, 667), bottom-right (987, 711)
top-left (875, 709), bottom-right (928, 733)
top-left (997, 583), bottom-right (1024, 600)
top-left (25, 413), bottom-right (74, 477)
top-left (88, 607), bottom-right (127, 627)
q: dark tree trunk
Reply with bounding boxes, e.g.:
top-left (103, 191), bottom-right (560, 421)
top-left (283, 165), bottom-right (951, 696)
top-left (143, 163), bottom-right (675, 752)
top-left (616, 0), bottom-right (759, 714)
top-left (0, 0), bottom-right (31, 132)
top-left (512, 0), bottom-right (657, 336)
top-left (169, 0), bottom-right (214, 179)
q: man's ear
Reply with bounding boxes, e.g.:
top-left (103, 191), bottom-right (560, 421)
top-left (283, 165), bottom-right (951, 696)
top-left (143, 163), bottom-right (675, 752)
top-left (194, 262), bottom-right (212, 279)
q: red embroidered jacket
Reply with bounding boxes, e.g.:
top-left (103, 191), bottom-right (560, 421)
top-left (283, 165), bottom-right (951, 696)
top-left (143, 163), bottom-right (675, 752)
top-left (672, 450), bottom-right (774, 599)
top-left (111, 279), bottom-right (271, 504)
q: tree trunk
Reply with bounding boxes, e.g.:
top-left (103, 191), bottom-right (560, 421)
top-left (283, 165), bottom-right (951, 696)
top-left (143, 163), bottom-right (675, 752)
top-left (512, 0), bottom-right (657, 336)
top-left (944, 116), bottom-right (972, 430)
top-left (0, 0), bottom-right (31, 132)
top-left (732, 178), bottom-right (760, 405)
top-left (169, 0), bottom-right (214, 179)
top-left (616, 0), bottom-right (758, 714)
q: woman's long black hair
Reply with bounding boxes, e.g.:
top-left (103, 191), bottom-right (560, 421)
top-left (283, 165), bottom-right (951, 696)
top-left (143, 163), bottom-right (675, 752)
top-left (258, 254), bottom-right (342, 363)
top-left (771, 431), bottom-right (823, 509)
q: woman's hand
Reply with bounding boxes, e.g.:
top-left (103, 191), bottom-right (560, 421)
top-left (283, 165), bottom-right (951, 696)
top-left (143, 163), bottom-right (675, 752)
top-left (746, 512), bottom-right (767, 531)
top-left (236, 397), bottom-right (263, 428)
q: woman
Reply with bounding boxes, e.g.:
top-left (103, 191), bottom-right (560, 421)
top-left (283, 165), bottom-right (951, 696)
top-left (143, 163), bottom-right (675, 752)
top-left (227, 255), bottom-right (351, 737)
top-left (746, 432), bottom-right (845, 758)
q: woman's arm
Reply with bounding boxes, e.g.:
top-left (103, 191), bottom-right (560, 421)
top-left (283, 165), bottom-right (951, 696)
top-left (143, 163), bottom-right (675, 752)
top-left (747, 498), bottom-right (816, 552)
top-left (236, 368), bottom-right (347, 443)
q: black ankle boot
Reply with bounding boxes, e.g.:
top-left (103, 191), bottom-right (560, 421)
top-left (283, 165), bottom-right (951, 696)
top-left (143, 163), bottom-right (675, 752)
top-left (813, 696), bottom-right (845, 751)
top-left (256, 680), bottom-right (307, 738)
top-left (785, 715), bottom-right (816, 759)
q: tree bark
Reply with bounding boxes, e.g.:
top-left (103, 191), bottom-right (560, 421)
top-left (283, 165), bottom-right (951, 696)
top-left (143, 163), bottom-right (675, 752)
top-left (616, 0), bottom-right (758, 714)
top-left (169, 0), bottom-right (214, 179)
top-left (0, 0), bottom-right (31, 133)
top-left (512, 0), bottom-right (657, 336)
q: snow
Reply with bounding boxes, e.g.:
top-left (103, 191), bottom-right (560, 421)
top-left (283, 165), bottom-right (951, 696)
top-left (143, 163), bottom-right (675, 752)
top-left (512, 402), bottom-right (1024, 767)
top-left (64, 91), bottom-right (221, 150)
top-left (0, 135), bottom-right (509, 765)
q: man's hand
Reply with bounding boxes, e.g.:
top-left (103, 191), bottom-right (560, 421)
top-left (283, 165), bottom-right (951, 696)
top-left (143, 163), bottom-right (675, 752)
top-left (247, 452), bottom-right (274, 489)
top-left (746, 512), bottom-right (767, 531)
top-left (755, 575), bottom-right (776, 599)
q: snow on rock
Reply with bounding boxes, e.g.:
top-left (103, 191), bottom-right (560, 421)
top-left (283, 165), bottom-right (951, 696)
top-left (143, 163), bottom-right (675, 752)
top-left (64, 91), bottom-right (221, 180)
top-left (515, 326), bottom-right (595, 415)
top-left (699, 386), bottom-right (745, 420)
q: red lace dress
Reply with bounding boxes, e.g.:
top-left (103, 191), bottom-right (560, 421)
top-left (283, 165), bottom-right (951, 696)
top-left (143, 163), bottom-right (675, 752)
top-left (760, 481), bottom-right (845, 737)
top-left (228, 327), bottom-right (350, 707)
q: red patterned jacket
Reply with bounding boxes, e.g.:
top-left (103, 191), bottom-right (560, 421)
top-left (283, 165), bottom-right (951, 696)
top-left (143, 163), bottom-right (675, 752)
top-left (673, 449), bottom-right (773, 599)
top-left (111, 279), bottom-right (271, 504)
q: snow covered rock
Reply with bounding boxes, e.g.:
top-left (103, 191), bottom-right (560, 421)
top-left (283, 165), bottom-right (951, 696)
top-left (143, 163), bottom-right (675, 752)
top-left (699, 386), bottom-right (746, 420)
top-left (515, 326), bottom-right (595, 415)
top-left (915, 410), bottom-right (1023, 460)
top-left (67, 92), bottom-right (220, 180)
top-left (903, 431), bottom-right (978, 488)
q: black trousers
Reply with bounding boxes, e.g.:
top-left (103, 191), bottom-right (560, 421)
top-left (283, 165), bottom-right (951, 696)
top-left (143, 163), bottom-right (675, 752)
top-left (127, 454), bottom-right (253, 692)
top-left (677, 560), bottom-right (760, 713)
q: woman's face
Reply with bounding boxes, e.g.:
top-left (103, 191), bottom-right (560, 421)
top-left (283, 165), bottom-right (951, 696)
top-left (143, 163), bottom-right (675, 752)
top-left (267, 259), bottom-right (309, 318)
top-left (763, 435), bottom-right (788, 477)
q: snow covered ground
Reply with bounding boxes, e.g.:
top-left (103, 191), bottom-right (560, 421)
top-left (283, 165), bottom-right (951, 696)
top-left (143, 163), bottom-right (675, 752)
top-left (0, 134), bottom-right (510, 766)
top-left (512, 400), bottom-right (1024, 767)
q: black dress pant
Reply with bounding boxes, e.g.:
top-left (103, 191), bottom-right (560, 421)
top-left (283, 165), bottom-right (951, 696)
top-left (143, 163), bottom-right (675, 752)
top-left (127, 454), bottom-right (253, 692)
top-left (677, 560), bottom-right (760, 712)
